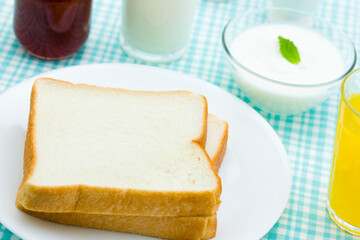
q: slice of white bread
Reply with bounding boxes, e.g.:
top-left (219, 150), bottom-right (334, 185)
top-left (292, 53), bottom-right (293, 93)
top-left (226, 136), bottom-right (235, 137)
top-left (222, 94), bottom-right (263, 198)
top-left (206, 114), bottom-right (228, 172)
top-left (17, 115), bottom-right (228, 240)
top-left (16, 78), bottom-right (221, 216)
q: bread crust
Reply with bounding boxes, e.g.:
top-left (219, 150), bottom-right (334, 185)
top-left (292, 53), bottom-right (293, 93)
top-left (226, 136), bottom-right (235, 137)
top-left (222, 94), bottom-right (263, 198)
top-left (16, 78), bottom-right (221, 217)
top-left (210, 120), bottom-right (228, 172)
top-left (18, 203), bottom-right (216, 240)
top-left (17, 182), bottom-right (220, 216)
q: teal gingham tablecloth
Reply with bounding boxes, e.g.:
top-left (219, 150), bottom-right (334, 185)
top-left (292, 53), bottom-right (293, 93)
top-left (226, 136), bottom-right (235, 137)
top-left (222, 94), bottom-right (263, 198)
top-left (0, 0), bottom-right (359, 239)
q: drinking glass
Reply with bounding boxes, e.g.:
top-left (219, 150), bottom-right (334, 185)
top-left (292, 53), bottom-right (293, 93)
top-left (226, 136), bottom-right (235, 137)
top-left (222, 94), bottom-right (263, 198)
top-left (328, 68), bottom-right (360, 236)
top-left (272, 0), bottom-right (322, 13)
top-left (120, 0), bottom-right (199, 63)
top-left (14, 0), bottom-right (92, 60)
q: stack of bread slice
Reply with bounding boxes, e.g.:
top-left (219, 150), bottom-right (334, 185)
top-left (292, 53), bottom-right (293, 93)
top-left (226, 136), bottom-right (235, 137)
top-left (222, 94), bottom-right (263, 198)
top-left (16, 78), bottom-right (228, 240)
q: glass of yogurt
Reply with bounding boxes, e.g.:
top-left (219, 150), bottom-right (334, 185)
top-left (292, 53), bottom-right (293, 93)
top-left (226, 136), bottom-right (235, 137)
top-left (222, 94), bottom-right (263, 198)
top-left (222, 8), bottom-right (356, 115)
top-left (120, 0), bottom-right (199, 63)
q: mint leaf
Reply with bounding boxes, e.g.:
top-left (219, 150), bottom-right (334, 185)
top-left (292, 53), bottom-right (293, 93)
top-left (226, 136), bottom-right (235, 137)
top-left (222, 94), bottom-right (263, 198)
top-left (278, 36), bottom-right (300, 64)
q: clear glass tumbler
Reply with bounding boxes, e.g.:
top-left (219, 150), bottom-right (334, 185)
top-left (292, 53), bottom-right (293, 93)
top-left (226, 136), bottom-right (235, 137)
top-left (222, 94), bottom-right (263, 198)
top-left (120, 0), bottom-right (199, 63)
top-left (328, 68), bottom-right (360, 236)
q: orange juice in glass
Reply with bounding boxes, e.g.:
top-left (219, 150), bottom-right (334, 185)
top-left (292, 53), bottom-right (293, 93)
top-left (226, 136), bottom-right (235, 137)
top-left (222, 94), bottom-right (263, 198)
top-left (328, 68), bottom-right (360, 235)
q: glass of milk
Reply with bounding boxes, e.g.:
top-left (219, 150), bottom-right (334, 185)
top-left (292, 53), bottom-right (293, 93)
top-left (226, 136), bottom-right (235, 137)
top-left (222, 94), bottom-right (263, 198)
top-left (121, 0), bottom-right (199, 63)
top-left (222, 8), bottom-right (356, 115)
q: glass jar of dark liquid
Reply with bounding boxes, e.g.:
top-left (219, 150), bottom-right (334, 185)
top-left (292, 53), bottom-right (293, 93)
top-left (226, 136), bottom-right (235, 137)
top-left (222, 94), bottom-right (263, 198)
top-left (14, 0), bottom-right (92, 60)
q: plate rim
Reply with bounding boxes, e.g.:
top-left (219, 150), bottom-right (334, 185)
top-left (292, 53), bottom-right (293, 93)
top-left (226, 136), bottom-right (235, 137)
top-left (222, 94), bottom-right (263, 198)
top-left (0, 63), bottom-right (292, 240)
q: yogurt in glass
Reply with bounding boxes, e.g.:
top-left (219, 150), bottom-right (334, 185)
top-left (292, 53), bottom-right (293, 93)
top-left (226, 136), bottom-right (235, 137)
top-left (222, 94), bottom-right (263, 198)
top-left (230, 24), bottom-right (344, 86)
top-left (223, 8), bottom-right (356, 115)
top-left (227, 24), bottom-right (346, 115)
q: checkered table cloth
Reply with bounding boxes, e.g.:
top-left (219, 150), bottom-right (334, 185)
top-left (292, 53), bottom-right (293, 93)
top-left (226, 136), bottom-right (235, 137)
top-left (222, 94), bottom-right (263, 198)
top-left (0, 0), bottom-right (359, 239)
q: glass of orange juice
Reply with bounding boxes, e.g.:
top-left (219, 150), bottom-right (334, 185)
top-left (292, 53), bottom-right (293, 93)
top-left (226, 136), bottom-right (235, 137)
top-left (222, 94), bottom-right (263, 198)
top-left (328, 68), bottom-right (360, 235)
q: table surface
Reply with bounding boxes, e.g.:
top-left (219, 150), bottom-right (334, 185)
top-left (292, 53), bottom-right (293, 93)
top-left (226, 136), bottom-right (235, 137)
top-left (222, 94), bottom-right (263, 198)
top-left (1, 0), bottom-right (359, 239)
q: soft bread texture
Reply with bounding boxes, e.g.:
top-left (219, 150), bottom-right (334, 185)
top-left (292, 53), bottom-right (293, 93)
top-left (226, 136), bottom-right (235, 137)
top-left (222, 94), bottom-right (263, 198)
top-left (16, 116), bottom-right (228, 239)
top-left (17, 78), bottom-right (221, 216)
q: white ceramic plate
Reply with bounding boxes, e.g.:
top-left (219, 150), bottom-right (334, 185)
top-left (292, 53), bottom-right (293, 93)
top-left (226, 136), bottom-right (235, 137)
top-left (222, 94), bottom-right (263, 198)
top-left (0, 63), bottom-right (291, 240)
